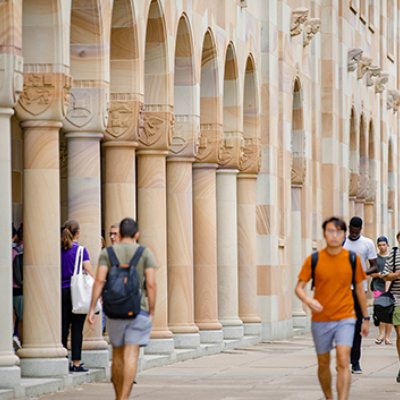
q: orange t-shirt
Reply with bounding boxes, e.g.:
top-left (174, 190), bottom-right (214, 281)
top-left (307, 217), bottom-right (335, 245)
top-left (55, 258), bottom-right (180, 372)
top-left (298, 248), bottom-right (366, 322)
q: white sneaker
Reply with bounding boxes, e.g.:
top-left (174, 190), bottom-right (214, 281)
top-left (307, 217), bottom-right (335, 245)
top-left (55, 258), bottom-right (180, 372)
top-left (13, 336), bottom-right (22, 350)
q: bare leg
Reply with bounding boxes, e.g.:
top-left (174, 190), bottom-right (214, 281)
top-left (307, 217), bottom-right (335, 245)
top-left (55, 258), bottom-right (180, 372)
top-left (120, 344), bottom-right (140, 400)
top-left (385, 323), bottom-right (393, 343)
top-left (396, 326), bottom-right (400, 360)
top-left (336, 345), bottom-right (352, 400)
top-left (317, 352), bottom-right (333, 399)
top-left (111, 347), bottom-right (124, 400)
top-left (376, 323), bottom-right (385, 342)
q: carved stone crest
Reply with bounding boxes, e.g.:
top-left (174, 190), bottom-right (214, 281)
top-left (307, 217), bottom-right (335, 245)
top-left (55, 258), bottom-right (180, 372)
top-left (375, 73), bottom-right (389, 94)
top-left (291, 152), bottom-right (306, 185)
top-left (357, 56), bottom-right (372, 80)
top-left (19, 73), bottom-right (55, 116)
top-left (349, 172), bottom-right (360, 197)
top-left (65, 89), bottom-right (93, 128)
top-left (106, 102), bottom-right (134, 138)
top-left (303, 18), bottom-right (320, 47)
top-left (365, 65), bottom-right (381, 86)
top-left (239, 137), bottom-right (261, 174)
top-left (218, 132), bottom-right (244, 169)
top-left (195, 124), bottom-right (223, 164)
top-left (291, 8), bottom-right (309, 36)
top-left (138, 111), bottom-right (175, 150)
top-left (347, 48), bottom-right (363, 72)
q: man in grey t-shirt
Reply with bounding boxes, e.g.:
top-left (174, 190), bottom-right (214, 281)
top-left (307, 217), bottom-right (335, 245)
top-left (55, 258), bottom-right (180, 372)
top-left (343, 216), bottom-right (377, 374)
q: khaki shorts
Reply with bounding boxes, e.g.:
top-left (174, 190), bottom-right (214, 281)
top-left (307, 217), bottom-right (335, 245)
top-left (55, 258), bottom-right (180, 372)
top-left (392, 306), bottom-right (400, 326)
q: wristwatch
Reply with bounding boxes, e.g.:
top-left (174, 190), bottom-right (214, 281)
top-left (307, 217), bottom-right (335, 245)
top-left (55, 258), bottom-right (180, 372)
top-left (362, 316), bottom-right (371, 321)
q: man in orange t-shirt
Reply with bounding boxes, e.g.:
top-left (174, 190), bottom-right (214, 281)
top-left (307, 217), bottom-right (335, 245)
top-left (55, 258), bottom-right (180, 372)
top-left (295, 216), bottom-right (369, 400)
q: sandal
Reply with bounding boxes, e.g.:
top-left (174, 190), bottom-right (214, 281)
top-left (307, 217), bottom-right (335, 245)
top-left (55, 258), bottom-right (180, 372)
top-left (375, 337), bottom-right (384, 344)
top-left (385, 338), bottom-right (392, 345)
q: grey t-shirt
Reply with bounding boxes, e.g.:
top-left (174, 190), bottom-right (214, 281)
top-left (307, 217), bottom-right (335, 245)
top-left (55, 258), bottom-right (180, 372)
top-left (98, 242), bottom-right (157, 312)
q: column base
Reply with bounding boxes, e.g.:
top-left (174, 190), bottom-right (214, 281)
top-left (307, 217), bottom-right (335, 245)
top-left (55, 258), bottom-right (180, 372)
top-left (144, 338), bottom-right (175, 355)
top-left (0, 366), bottom-right (20, 388)
top-left (20, 357), bottom-right (68, 377)
top-left (81, 349), bottom-right (109, 368)
top-left (293, 313), bottom-right (308, 330)
top-left (199, 330), bottom-right (224, 344)
top-left (222, 325), bottom-right (244, 340)
top-left (173, 333), bottom-right (201, 349)
top-left (243, 322), bottom-right (262, 336)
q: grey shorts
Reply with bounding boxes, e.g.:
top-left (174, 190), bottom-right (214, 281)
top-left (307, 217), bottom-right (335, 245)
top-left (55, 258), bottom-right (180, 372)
top-left (311, 318), bottom-right (356, 354)
top-left (106, 312), bottom-right (152, 348)
top-left (13, 295), bottom-right (23, 321)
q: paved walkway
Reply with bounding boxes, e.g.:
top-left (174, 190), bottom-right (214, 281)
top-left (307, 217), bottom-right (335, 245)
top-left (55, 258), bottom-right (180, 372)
top-left (39, 329), bottom-right (400, 399)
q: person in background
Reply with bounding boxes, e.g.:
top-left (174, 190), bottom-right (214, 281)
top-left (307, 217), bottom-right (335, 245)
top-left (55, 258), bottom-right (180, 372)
top-left (370, 235), bottom-right (392, 345)
top-left (61, 220), bottom-right (94, 372)
top-left (12, 224), bottom-right (23, 350)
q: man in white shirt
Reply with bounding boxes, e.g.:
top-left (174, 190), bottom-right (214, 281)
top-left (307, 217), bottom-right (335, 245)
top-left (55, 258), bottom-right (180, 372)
top-left (343, 216), bottom-right (377, 374)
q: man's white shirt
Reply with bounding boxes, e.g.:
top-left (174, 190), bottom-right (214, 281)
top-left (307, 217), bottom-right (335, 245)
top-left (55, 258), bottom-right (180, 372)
top-left (343, 235), bottom-right (377, 290)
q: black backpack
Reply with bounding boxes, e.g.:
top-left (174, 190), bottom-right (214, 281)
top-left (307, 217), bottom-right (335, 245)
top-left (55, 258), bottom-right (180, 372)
top-left (13, 252), bottom-right (23, 286)
top-left (102, 246), bottom-right (145, 319)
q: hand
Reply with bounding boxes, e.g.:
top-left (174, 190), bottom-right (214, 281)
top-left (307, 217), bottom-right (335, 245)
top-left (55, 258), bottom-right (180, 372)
top-left (361, 319), bottom-right (369, 337)
top-left (87, 308), bottom-right (96, 325)
top-left (306, 298), bottom-right (323, 313)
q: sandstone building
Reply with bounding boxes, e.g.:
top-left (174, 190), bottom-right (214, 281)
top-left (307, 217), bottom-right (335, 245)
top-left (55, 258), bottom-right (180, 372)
top-left (0, 0), bottom-right (399, 393)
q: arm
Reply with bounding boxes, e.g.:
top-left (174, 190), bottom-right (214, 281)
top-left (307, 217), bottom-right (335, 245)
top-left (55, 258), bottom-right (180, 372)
top-left (82, 260), bottom-right (94, 278)
top-left (383, 271), bottom-right (400, 281)
top-left (365, 258), bottom-right (378, 275)
top-left (354, 281), bottom-right (369, 336)
top-left (145, 268), bottom-right (157, 319)
top-left (294, 280), bottom-right (323, 312)
top-left (88, 265), bottom-right (108, 324)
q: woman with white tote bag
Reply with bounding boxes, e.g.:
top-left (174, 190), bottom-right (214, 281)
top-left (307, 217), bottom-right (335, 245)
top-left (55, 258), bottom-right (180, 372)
top-left (61, 220), bottom-right (94, 373)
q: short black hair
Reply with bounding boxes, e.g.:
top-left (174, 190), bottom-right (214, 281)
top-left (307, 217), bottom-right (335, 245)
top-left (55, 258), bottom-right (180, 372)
top-left (322, 216), bottom-right (347, 233)
top-left (119, 218), bottom-right (138, 238)
top-left (349, 216), bottom-right (363, 228)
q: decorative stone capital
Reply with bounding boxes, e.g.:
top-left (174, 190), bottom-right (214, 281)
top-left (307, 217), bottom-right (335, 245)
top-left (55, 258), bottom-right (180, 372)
top-left (347, 48), bottom-right (363, 72)
top-left (138, 108), bottom-right (174, 151)
top-left (290, 7), bottom-right (309, 36)
top-left (104, 95), bottom-right (142, 142)
top-left (15, 72), bottom-right (72, 121)
top-left (375, 72), bottom-right (389, 94)
top-left (387, 89), bottom-right (400, 111)
top-left (0, 53), bottom-right (24, 108)
top-left (356, 173), bottom-right (369, 199)
top-left (195, 124), bottom-right (224, 164)
top-left (365, 65), bottom-right (381, 86)
top-left (239, 137), bottom-right (261, 174)
top-left (63, 83), bottom-right (109, 133)
top-left (366, 178), bottom-right (377, 203)
top-left (168, 114), bottom-right (200, 158)
top-left (349, 172), bottom-right (360, 197)
top-left (357, 56), bottom-right (372, 80)
top-left (218, 131), bottom-right (244, 169)
top-left (303, 18), bottom-right (320, 47)
top-left (291, 152), bottom-right (306, 185)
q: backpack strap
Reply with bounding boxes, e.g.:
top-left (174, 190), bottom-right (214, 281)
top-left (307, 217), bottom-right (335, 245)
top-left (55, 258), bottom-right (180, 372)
top-left (348, 250), bottom-right (357, 288)
top-left (388, 247), bottom-right (398, 293)
top-left (311, 251), bottom-right (319, 290)
top-left (128, 246), bottom-right (145, 268)
top-left (106, 246), bottom-right (120, 267)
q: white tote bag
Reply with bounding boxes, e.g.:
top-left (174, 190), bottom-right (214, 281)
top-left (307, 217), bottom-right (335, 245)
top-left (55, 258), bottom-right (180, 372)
top-left (71, 246), bottom-right (101, 314)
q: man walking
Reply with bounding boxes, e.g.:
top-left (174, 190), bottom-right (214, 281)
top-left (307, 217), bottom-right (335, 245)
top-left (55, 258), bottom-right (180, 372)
top-left (343, 216), bottom-right (377, 374)
top-left (295, 216), bottom-right (369, 400)
top-left (381, 230), bottom-right (400, 382)
top-left (88, 218), bottom-right (157, 400)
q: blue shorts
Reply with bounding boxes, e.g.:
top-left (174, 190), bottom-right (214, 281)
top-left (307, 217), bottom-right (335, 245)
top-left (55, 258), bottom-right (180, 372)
top-left (311, 318), bottom-right (356, 354)
top-left (106, 312), bottom-right (152, 348)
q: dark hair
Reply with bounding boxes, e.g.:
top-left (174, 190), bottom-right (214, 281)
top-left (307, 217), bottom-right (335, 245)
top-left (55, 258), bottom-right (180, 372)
top-left (349, 216), bottom-right (363, 228)
top-left (397, 231), bottom-right (400, 241)
top-left (377, 235), bottom-right (389, 245)
top-left (322, 216), bottom-right (347, 233)
top-left (61, 220), bottom-right (80, 250)
top-left (119, 218), bottom-right (138, 239)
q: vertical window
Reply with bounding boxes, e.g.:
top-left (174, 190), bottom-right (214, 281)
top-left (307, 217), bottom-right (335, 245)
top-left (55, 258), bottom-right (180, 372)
top-left (360, 0), bottom-right (368, 23)
top-left (387, 0), bottom-right (395, 61)
top-left (369, 0), bottom-right (376, 32)
top-left (350, 0), bottom-right (360, 14)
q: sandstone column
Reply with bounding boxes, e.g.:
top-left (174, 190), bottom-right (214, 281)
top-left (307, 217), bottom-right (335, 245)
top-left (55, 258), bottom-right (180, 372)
top-left (166, 116), bottom-right (200, 348)
top-left (103, 97), bottom-right (142, 232)
top-left (63, 86), bottom-right (110, 367)
top-left (193, 126), bottom-right (223, 343)
top-left (138, 109), bottom-right (174, 354)
top-left (0, 2), bottom-right (23, 387)
top-left (237, 138), bottom-right (261, 336)
top-left (216, 132), bottom-right (244, 339)
top-left (15, 72), bottom-right (71, 377)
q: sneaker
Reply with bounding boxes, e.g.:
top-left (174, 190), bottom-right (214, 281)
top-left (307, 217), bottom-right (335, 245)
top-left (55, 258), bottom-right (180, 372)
top-left (397, 369), bottom-right (400, 383)
top-left (352, 364), bottom-right (362, 374)
top-left (12, 336), bottom-right (22, 351)
top-left (70, 364), bottom-right (88, 373)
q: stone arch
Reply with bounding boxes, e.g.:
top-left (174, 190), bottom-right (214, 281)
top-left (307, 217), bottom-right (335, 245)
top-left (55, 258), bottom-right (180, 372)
top-left (291, 77), bottom-right (305, 185)
top-left (144, 0), bottom-right (169, 106)
top-left (200, 29), bottom-right (219, 126)
top-left (349, 107), bottom-right (359, 197)
top-left (358, 113), bottom-right (368, 199)
top-left (223, 42), bottom-right (240, 133)
top-left (367, 120), bottom-right (376, 201)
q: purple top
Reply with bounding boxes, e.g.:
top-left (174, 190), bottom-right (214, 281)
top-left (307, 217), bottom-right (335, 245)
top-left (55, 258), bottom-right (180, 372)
top-left (61, 242), bottom-right (90, 289)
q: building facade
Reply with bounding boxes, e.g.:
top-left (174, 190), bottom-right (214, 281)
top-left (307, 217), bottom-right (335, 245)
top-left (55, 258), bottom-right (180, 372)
top-left (0, 0), bottom-right (399, 391)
